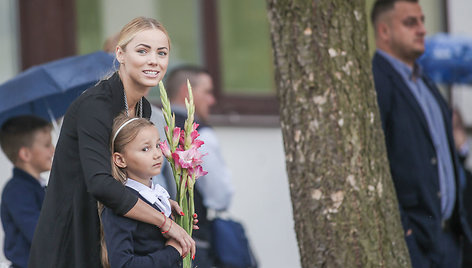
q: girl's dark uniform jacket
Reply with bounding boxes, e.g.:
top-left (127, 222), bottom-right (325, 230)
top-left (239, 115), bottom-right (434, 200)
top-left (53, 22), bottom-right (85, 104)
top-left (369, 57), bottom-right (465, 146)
top-left (102, 187), bottom-right (181, 268)
top-left (29, 72), bottom-right (151, 268)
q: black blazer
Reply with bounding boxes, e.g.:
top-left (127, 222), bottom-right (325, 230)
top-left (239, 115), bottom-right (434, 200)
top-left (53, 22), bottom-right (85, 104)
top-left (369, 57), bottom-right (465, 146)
top-left (101, 187), bottom-right (181, 268)
top-left (372, 52), bottom-right (472, 255)
top-left (29, 72), bottom-right (152, 268)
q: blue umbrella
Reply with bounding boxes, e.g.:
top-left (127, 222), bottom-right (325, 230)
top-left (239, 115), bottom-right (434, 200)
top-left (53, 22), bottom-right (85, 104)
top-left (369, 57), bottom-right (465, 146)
top-left (0, 51), bottom-right (116, 126)
top-left (419, 33), bottom-right (472, 84)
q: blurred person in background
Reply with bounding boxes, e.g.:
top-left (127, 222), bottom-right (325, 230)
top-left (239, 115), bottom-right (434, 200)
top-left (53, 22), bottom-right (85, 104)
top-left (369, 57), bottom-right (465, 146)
top-left (0, 116), bottom-right (54, 268)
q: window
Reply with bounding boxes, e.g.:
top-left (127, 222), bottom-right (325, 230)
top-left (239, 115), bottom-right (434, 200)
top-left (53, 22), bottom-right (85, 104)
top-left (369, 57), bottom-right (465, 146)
top-left (0, 0), bottom-right (19, 83)
top-left (201, 0), bottom-right (278, 117)
top-left (76, 0), bottom-right (278, 120)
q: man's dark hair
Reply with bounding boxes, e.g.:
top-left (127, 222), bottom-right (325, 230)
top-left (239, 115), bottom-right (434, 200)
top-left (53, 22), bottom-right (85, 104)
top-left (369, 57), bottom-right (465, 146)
top-left (165, 65), bottom-right (211, 100)
top-left (0, 115), bottom-right (51, 164)
top-left (371, 0), bottom-right (419, 26)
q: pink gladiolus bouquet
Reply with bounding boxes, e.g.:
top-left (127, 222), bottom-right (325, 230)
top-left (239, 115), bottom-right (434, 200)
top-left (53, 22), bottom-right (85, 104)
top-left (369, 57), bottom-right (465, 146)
top-left (159, 80), bottom-right (207, 268)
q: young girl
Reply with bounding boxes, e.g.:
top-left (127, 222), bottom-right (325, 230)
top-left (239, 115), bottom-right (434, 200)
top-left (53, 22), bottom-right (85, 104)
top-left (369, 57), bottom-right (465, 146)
top-left (100, 114), bottom-right (182, 268)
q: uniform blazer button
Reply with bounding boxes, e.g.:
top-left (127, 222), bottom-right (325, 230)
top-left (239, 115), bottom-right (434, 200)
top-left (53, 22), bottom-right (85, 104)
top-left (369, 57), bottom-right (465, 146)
top-left (431, 157), bottom-right (437, 165)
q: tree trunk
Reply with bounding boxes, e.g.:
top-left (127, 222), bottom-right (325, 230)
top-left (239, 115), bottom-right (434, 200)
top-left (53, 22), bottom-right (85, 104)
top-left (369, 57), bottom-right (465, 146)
top-left (266, 1), bottom-right (411, 267)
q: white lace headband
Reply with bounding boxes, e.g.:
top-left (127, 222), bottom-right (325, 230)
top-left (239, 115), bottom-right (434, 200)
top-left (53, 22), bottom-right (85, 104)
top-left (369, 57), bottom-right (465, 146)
top-left (112, 118), bottom-right (139, 145)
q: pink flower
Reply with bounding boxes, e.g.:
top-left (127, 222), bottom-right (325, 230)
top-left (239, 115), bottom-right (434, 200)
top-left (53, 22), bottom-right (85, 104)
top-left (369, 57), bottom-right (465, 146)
top-left (160, 141), bottom-right (171, 159)
top-left (180, 128), bottom-right (196, 144)
top-left (172, 127), bottom-right (181, 145)
top-left (189, 139), bottom-right (204, 150)
top-left (180, 129), bottom-right (185, 145)
top-left (172, 148), bottom-right (205, 169)
top-left (190, 129), bottom-right (199, 141)
top-left (188, 165), bottom-right (208, 180)
top-left (182, 124), bottom-right (202, 149)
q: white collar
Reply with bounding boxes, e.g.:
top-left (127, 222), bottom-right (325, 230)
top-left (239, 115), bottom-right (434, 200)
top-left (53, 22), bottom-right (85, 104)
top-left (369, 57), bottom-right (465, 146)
top-left (39, 176), bottom-right (48, 187)
top-left (125, 178), bottom-right (172, 217)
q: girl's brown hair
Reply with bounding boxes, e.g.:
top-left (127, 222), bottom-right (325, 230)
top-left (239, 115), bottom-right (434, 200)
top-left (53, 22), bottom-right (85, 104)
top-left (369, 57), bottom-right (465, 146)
top-left (110, 114), bottom-right (155, 183)
top-left (100, 113), bottom-right (155, 268)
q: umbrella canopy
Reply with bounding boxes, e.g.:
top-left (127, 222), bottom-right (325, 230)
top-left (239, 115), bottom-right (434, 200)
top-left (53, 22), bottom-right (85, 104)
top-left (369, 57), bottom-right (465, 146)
top-left (0, 51), bottom-right (116, 126)
top-left (419, 33), bottom-right (472, 84)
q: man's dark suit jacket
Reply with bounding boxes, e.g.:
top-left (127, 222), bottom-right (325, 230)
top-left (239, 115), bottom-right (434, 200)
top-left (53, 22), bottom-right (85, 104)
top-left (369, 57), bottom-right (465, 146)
top-left (372, 52), bottom-right (472, 264)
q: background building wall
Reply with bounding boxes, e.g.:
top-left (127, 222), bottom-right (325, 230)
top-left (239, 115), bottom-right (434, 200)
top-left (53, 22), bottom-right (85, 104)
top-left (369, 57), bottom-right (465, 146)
top-left (0, 1), bottom-right (466, 267)
top-left (0, 0), bottom-right (19, 84)
top-left (447, 0), bottom-right (472, 170)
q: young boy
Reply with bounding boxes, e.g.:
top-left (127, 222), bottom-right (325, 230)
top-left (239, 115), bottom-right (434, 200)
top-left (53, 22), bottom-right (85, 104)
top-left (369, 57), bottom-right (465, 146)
top-left (0, 115), bottom-right (54, 268)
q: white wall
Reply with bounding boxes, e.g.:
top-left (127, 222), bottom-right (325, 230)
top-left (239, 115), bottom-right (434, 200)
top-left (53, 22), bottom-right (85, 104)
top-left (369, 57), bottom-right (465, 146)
top-left (0, 154), bottom-right (12, 195)
top-left (0, 151), bottom-right (11, 266)
top-left (447, 0), bottom-right (472, 170)
top-left (214, 127), bottom-right (301, 268)
top-left (0, 1), bottom-right (18, 264)
top-left (448, 0), bottom-right (472, 35)
top-left (448, 0), bottom-right (472, 127)
top-left (0, 0), bottom-right (19, 84)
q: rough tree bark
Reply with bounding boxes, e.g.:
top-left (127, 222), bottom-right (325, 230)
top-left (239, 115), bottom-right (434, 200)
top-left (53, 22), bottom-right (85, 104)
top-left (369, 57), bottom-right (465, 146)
top-left (266, 1), bottom-right (411, 267)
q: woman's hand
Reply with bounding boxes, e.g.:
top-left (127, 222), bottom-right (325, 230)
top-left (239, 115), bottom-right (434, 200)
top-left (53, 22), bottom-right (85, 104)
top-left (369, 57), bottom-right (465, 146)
top-left (169, 199), bottom-right (199, 229)
top-left (165, 238), bottom-right (183, 256)
top-left (162, 219), bottom-right (195, 259)
top-left (124, 199), bottom-right (197, 258)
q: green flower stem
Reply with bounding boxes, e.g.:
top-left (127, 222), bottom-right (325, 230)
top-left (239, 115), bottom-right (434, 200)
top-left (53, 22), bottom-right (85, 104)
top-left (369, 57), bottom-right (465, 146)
top-left (188, 177), bottom-right (195, 237)
top-left (159, 80), bottom-right (196, 268)
top-left (183, 254), bottom-right (191, 268)
top-left (178, 170), bottom-right (188, 206)
top-left (184, 80), bottom-right (195, 149)
top-left (183, 195), bottom-right (189, 232)
top-left (181, 195), bottom-right (191, 268)
top-left (169, 161), bottom-right (181, 192)
top-left (159, 81), bottom-right (173, 128)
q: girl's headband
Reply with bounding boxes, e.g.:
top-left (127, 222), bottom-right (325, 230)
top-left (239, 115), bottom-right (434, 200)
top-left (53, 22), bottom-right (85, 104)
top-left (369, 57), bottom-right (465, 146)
top-left (112, 118), bottom-right (139, 145)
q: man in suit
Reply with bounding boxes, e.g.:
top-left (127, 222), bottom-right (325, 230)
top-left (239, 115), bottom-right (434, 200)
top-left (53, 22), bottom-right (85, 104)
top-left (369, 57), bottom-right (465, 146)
top-left (371, 0), bottom-right (472, 267)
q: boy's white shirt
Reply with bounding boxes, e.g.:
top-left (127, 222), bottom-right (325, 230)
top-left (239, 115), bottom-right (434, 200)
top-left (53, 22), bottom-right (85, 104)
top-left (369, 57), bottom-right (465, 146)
top-left (39, 176), bottom-right (48, 187)
top-left (125, 178), bottom-right (172, 217)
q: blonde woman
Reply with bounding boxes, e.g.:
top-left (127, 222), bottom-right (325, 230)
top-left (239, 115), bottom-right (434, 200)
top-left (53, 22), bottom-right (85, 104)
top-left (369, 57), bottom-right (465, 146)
top-left (29, 17), bottom-right (195, 268)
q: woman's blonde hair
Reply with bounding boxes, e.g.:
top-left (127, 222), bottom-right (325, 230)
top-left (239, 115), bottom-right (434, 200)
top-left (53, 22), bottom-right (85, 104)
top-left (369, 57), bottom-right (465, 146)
top-left (100, 113), bottom-right (155, 268)
top-left (117, 16), bottom-right (171, 52)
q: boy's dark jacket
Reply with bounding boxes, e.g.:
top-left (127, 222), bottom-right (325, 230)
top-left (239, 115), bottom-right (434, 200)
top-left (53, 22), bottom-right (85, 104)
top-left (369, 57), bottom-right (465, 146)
top-left (1, 167), bottom-right (45, 268)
